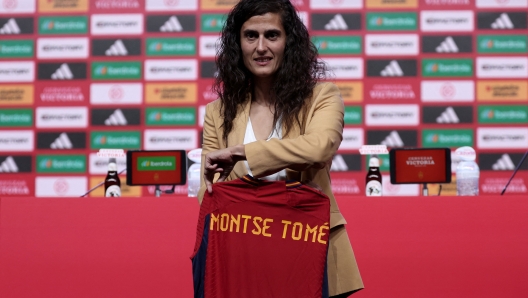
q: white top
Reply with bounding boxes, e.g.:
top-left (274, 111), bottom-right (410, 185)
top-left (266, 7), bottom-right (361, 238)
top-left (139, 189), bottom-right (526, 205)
top-left (243, 117), bottom-right (287, 181)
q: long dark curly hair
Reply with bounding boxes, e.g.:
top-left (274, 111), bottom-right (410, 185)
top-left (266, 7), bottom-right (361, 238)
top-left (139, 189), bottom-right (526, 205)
top-left (213, 0), bottom-right (327, 145)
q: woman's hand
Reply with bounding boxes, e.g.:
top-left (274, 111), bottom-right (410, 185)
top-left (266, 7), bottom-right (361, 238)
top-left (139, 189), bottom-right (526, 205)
top-left (204, 145), bottom-right (246, 193)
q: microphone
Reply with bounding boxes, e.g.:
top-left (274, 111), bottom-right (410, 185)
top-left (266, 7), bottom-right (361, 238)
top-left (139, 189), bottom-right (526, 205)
top-left (80, 168), bottom-right (127, 197)
top-left (500, 150), bottom-right (528, 195)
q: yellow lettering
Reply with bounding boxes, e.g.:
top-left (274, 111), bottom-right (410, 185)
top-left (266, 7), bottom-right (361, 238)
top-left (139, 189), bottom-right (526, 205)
top-left (242, 215), bottom-right (251, 233)
top-left (262, 218), bottom-right (273, 237)
top-left (230, 214), bottom-right (240, 232)
top-left (304, 224), bottom-right (318, 242)
top-left (210, 213), bottom-right (219, 231)
top-left (292, 222), bottom-right (303, 241)
top-left (281, 220), bottom-right (292, 238)
top-left (252, 216), bottom-right (263, 235)
top-left (318, 223), bottom-right (329, 244)
top-left (220, 213), bottom-right (229, 232)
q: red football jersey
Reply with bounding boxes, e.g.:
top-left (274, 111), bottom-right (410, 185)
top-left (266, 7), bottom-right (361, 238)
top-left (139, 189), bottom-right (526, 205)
top-left (192, 175), bottom-right (330, 298)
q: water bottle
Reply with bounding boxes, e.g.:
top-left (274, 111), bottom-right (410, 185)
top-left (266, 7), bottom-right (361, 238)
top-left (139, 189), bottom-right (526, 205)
top-left (365, 155), bottom-right (382, 196)
top-left (455, 146), bottom-right (479, 196)
top-left (187, 148), bottom-right (202, 197)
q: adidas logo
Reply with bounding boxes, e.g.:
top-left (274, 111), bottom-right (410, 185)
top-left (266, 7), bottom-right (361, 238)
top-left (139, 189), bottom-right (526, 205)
top-left (436, 107), bottom-right (459, 123)
top-left (325, 14), bottom-right (348, 30)
top-left (492, 154), bottom-right (515, 170)
top-left (380, 60), bottom-right (404, 77)
top-left (105, 109), bottom-right (128, 125)
top-left (160, 16), bottom-right (183, 32)
top-left (0, 156), bottom-right (18, 172)
top-left (491, 13), bottom-right (514, 29)
top-left (0, 18), bottom-right (20, 34)
top-left (105, 39), bottom-right (128, 56)
top-left (330, 155), bottom-right (348, 172)
top-left (381, 131), bottom-right (404, 147)
top-left (50, 133), bottom-right (73, 149)
top-left (436, 36), bottom-right (459, 53)
top-left (51, 63), bottom-right (74, 80)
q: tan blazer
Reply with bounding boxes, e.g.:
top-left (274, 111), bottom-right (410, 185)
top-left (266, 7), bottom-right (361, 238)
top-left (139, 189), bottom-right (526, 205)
top-left (198, 82), bottom-right (364, 296)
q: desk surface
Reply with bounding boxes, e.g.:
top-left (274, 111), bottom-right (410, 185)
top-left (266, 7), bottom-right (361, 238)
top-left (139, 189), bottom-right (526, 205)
top-left (1, 196), bottom-right (527, 298)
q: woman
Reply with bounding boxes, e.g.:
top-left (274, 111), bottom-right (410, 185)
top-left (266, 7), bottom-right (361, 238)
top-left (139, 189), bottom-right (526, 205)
top-left (198, 0), bottom-right (363, 296)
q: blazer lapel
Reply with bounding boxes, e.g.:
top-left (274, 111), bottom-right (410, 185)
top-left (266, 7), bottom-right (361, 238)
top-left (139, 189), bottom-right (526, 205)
top-left (227, 98), bottom-right (251, 178)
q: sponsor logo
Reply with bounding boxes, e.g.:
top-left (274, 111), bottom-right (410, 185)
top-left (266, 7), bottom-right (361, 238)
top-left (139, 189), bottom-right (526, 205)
top-left (38, 0), bottom-right (88, 12)
top-left (37, 84), bottom-right (86, 103)
top-left (476, 57), bottom-right (528, 78)
top-left (366, 130), bottom-right (418, 147)
top-left (336, 82), bottom-right (362, 102)
top-left (138, 156), bottom-right (176, 171)
top-left (366, 12), bottom-right (417, 31)
top-left (481, 175), bottom-right (527, 194)
top-left (344, 106), bottom-right (362, 124)
top-left (476, 0), bottom-right (528, 8)
top-left (0, 155), bottom-right (31, 173)
top-left (35, 177), bottom-right (87, 197)
top-left (38, 16), bottom-right (88, 34)
top-left (146, 83), bottom-right (197, 104)
top-left (422, 129), bottom-right (473, 147)
top-left (36, 37), bottom-right (88, 59)
top-left (382, 175), bottom-right (420, 196)
top-left (0, 178), bottom-right (32, 196)
top-left (201, 60), bottom-right (216, 78)
top-left (92, 38), bottom-right (141, 56)
top-left (339, 128), bottom-right (363, 150)
top-left (367, 59), bottom-right (417, 77)
top-left (91, 61), bottom-right (141, 80)
top-left (0, 84), bottom-right (33, 105)
top-left (92, 0), bottom-right (141, 11)
top-left (422, 59), bottom-right (473, 77)
top-left (330, 154), bottom-right (362, 172)
top-left (478, 105), bottom-right (528, 123)
top-left (479, 153), bottom-right (528, 171)
top-left (199, 83), bottom-right (216, 102)
top-left (477, 35), bottom-right (527, 53)
top-left (144, 129), bottom-right (197, 150)
top-left (146, 0), bottom-right (197, 10)
top-left (91, 108), bottom-right (140, 126)
top-left (421, 80), bottom-right (474, 102)
top-left (199, 35), bottom-right (219, 57)
top-left (0, 0), bottom-right (35, 13)
top-left (477, 12), bottom-right (527, 29)
top-left (312, 36), bottom-right (361, 55)
top-left (91, 14), bottom-right (142, 35)
top-left (90, 83), bottom-right (142, 104)
top-left (422, 0), bottom-right (471, 5)
top-left (0, 108), bottom-right (32, 127)
top-left (330, 172), bottom-right (362, 195)
top-left (366, 0), bottom-right (417, 8)
top-left (422, 35), bottom-right (472, 53)
top-left (37, 155), bottom-right (86, 173)
top-left (147, 37), bottom-right (196, 56)
top-left (311, 13), bottom-right (361, 31)
top-left (422, 106), bottom-right (473, 124)
top-left (420, 10), bottom-right (473, 31)
top-left (477, 81), bottom-right (527, 101)
top-left (37, 132), bottom-right (86, 149)
top-left (477, 127), bottom-right (528, 149)
top-left (0, 61), bottom-right (34, 82)
top-left (146, 107), bottom-right (196, 126)
top-left (89, 153), bottom-right (126, 175)
top-left (146, 14), bottom-right (195, 32)
top-left (0, 17), bottom-right (33, 34)
top-left (0, 39), bottom-right (33, 58)
top-left (0, 130), bottom-right (33, 151)
top-left (200, 0), bottom-right (238, 9)
top-left (365, 104), bottom-right (419, 126)
top-left (321, 58), bottom-right (363, 79)
top-left (36, 107), bottom-right (88, 128)
top-left (201, 14), bottom-right (226, 32)
top-left (38, 62), bottom-right (86, 80)
top-left (366, 83), bottom-right (417, 100)
top-left (309, 0), bottom-right (362, 9)
top-left (365, 34), bottom-right (418, 56)
top-left (91, 131), bottom-right (141, 149)
top-left (145, 59), bottom-right (197, 81)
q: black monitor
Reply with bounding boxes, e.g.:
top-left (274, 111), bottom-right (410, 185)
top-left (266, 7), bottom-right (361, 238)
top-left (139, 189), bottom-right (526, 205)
top-left (126, 150), bottom-right (187, 186)
top-left (389, 148), bottom-right (451, 185)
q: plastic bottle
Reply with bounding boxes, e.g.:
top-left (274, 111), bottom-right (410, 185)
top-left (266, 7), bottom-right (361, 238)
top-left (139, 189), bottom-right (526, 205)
top-left (187, 148), bottom-right (202, 197)
top-left (455, 146), bottom-right (479, 196)
top-left (104, 157), bottom-right (121, 197)
top-left (366, 155), bottom-right (382, 196)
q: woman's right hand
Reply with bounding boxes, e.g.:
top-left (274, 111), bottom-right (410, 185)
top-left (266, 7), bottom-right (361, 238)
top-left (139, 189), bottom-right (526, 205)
top-left (203, 145), bottom-right (246, 193)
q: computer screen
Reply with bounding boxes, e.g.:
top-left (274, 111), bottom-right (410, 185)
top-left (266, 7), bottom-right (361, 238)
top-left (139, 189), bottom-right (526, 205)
top-left (389, 148), bottom-right (451, 184)
top-left (126, 150), bottom-right (187, 186)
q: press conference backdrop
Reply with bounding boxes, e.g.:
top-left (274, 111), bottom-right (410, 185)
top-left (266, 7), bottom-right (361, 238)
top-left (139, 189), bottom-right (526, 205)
top-left (0, 0), bottom-right (527, 197)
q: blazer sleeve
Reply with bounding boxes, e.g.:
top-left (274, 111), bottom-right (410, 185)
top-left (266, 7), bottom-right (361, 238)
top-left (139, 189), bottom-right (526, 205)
top-left (245, 82), bottom-right (344, 178)
top-left (197, 101), bottom-right (221, 203)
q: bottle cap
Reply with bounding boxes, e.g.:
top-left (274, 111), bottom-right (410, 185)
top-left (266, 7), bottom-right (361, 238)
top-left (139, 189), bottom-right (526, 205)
top-left (369, 156), bottom-right (379, 167)
top-left (109, 157), bottom-right (117, 164)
